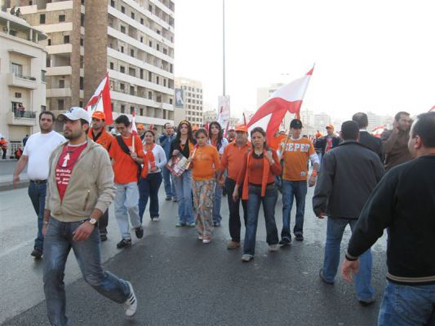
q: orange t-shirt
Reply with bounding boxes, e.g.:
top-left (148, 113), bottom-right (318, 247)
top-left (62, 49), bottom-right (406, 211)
top-left (269, 134), bottom-right (286, 151)
top-left (191, 145), bottom-right (221, 181)
top-left (237, 150), bottom-right (281, 186)
top-left (280, 137), bottom-right (315, 181)
top-left (88, 128), bottom-right (114, 152)
top-left (221, 141), bottom-right (251, 181)
top-left (109, 134), bottom-right (144, 184)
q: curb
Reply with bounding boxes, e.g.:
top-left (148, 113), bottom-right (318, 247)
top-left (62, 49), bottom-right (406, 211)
top-left (0, 180), bottom-right (29, 192)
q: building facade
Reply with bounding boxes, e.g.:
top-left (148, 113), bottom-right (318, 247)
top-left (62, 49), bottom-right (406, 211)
top-left (12, 0), bottom-right (175, 131)
top-left (174, 77), bottom-right (203, 126)
top-left (0, 10), bottom-right (47, 154)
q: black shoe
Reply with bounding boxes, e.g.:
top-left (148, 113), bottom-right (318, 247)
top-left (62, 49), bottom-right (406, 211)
top-left (165, 196), bottom-right (172, 201)
top-left (279, 238), bottom-right (291, 246)
top-left (117, 239), bottom-right (132, 249)
top-left (319, 268), bottom-right (334, 285)
top-left (295, 234), bottom-right (304, 241)
top-left (213, 222), bottom-right (221, 227)
top-left (100, 234), bottom-right (108, 242)
top-left (135, 226), bottom-right (144, 239)
top-left (31, 248), bottom-right (43, 259)
top-left (359, 299), bottom-right (375, 307)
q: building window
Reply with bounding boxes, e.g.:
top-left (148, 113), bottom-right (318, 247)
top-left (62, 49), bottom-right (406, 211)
top-left (58, 99), bottom-right (65, 111)
top-left (46, 57), bottom-right (50, 68)
top-left (130, 49), bottom-right (134, 57)
top-left (148, 91), bottom-right (152, 100)
top-left (48, 39), bottom-right (51, 45)
top-left (131, 12), bottom-right (135, 19)
top-left (121, 105), bottom-right (125, 113)
top-left (59, 80), bottom-right (65, 88)
top-left (41, 70), bottom-right (46, 82)
top-left (129, 68), bottom-right (135, 77)
top-left (81, 14), bottom-right (85, 27)
top-left (80, 38), bottom-right (84, 46)
top-left (156, 95), bottom-right (161, 102)
top-left (64, 35), bottom-right (70, 44)
top-left (110, 62), bottom-right (114, 70)
top-left (140, 36), bottom-right (143, 43)
top-left (156, 76), bottom-right (159, 84)
top-left (120, 66), bottom-right (125, 73)
top-left (156, 44), bottom-right (160, 51)
top-left (163, 79), bottom-right (166, 87)
top-left (130, 86), bottom-right (134, 95)
top-left (121, 6), bottom-right (125, 13)
top-left (140, 108), bottom-right (143, 116)
top-left (120, 25), bottom-right (126, 34)
top-left (120, 46), bottom-right (124, 53)
top-left (110, 0), bottom-right (115, 7)
top-left (41, 105), bottom-right (46, 112)
top-left (148, 71), bottom-right (152, 81)
top-left (169, 98), bottom-right (173, 105)
top-left (59, 14), bottom-right (65, 22)
top-left (40, 14), bottom-right (45, 24)
top-left (11, 63), bottom-right (23, 77)
top-left (80, 77), bottom-right (84, 90)
top-left (148, 41), bottom-right (152, 47)
top-left (148, 4), bottom-right (152, 12)
top-left (140, 18), bottom-right (144, 25)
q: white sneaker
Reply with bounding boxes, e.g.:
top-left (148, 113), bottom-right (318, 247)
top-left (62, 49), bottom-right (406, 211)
top-left (198, 235), bottom-right (203, 240)
top-left (152, 217), bottom-right (160, 222)
top-left (269, 244), bottom-right (279, 252)
top-left (123, 281), bottom-right (137, 317)
top-left (202, 238), bottom-right (211, 244)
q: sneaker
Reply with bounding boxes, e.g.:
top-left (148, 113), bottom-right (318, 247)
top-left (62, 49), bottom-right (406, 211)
top-left (187, 222), bottom-right (196, 228)
top-left (227, 241), bottom-right (241, 250)
top-left (202, 238), bottom-right (211, 244)
top-left (172, 198), bottom-right (178, 202)
top-left (241, 254), bottom-right (254, 262)
top-left (135, 226), bottom-right (144, 239)
top-left (100, 234), bottom-right (108, 242)
top-left (319, 268), bottom-right (334, 285)
top-left (198, 235), bottom-right (203, 240)
top-left (117, 239), bottom-right (132, 249)
top-left (153, 217), bottom-right (160, 222)
top-left (123, 282), bottom-right (137, 317)
top-left (295, 234), bottom-right (304, 241)
top-left (279, 238), bottom-right (291, 246)
top-left (31, 248), bottom-right (43, 259)
top-left (213, 222), bottom-right (221, 227)
top-left (165, 196), bottom-right (172, 201)
top-left (268, 244), bottom-right (279, 252)
top-left (359, 299), bottom-right (375, 307)
top-left (176, 222), bottom-right (185, 227)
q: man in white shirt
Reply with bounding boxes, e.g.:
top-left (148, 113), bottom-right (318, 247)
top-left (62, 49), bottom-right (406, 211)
top-left (13, 111), bottom-right (65, 259)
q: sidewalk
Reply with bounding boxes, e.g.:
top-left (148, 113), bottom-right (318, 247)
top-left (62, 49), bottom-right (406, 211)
top-left (0, 174), bottom-right (29, 192)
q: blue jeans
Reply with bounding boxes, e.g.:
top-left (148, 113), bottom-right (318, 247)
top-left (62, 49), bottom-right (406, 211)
top-left (212, 182), bottom-right (223, 224)
top-left (43, 218), bottom-right (130, 326)
top-left (243, 184), bottom-right (279, 256)
top-left (378, 281), bottom-right (435, 325)
top-left (173, 169), bottom-right (194, 224)
top-left (114, 182), bottom-right (141, 240)
top-left (322, 217), bottom-right (374, 301)
top-left (281, 180), bottom-right (307, 239)
top-left (28, 181), bottom-right (47, 251)
top-left (162, 166), bottom-right (176, 197)
top-left (138, 172), bottom-right (163, 222)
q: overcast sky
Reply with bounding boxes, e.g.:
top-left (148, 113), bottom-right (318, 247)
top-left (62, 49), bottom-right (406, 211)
top-left (174, 0), bottom-right (435, 120)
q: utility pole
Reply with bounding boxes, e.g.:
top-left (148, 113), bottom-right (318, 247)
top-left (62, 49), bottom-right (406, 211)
top-left (222, 0), bottom-right (226, 96)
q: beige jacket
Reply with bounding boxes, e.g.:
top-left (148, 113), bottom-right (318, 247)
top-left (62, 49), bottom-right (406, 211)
top-left (45, 139), bottom-right (115, 222)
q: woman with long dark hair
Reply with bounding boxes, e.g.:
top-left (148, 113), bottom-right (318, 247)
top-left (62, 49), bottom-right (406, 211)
top-left (208, 121), bottom-right (228, 227)
top-left (233, 127), bottom-right (281, 262)
top-left (138, 130), bottom-right (166, 223)
top-left (170, 120), bottom-right (196, 227)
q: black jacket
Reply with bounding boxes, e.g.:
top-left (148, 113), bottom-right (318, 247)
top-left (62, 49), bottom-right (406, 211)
top-left (170, 138), bottom-right (196, 159)
top-left (347, 155), bottom-right (435, 285)
top-left (313, 141), bottom-right (385, 219)
top-left (315, 135), bottom-right (341, 156)
top-left (359, 131), bottom-right (383, 162)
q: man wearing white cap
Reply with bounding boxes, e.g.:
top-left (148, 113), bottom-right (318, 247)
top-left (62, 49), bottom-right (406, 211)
top-left (42, 107), bottom-right (137, 324)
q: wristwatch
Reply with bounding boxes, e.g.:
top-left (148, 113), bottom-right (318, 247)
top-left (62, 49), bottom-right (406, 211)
top-left (88, 218), bottom-right (98, 226)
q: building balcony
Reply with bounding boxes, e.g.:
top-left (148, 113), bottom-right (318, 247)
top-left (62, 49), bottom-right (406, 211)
top-left (7, 73), bottom-right (38, 89)
top-left (7, 111), bottom-right (37, 126)
top-left (47, 44), bottom-right (73, 55)
top-left (46, 66), bottom-right (72, 76)
top-left (46, 88), bottom-right (72, 98)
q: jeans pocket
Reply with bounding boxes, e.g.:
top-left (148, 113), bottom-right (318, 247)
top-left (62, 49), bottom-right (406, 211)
top-left (392, 283), bottom-right (428, 323)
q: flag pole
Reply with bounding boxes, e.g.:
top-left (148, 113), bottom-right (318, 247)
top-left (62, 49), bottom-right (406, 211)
top-left (222, 0), bottom-right (226, 96)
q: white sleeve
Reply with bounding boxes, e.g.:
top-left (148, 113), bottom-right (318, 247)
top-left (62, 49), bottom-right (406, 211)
top-left (309, 153), bottom-right (320, 165)
top-left (156, 145), bottom-right (167, 169)
top-left (220, 138), bottom-right (229, 155)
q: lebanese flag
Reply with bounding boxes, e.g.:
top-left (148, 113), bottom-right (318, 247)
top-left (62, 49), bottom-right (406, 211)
top-left (131, 110), bottom-right (138, 135)
top-left (247, 67), bottom-right (314, 140)
top-left (85, 72), bottom-right (113, 125)
top-left (430, 106), bottom-right (435, 112)
top-left (372, 125), bottom-right (386, 138)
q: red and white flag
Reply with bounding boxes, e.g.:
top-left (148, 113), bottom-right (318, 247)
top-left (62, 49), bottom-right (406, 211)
top-left (372, 125), bottom-right (386, 138)
top-left (248, 67), bottom-right (314, 140)
top-left (430, 106), bottom-right (435, 112)
top-left (131, 110), bottom-right (138, 135)
top-left (85, 72), bottom-right (113, 125)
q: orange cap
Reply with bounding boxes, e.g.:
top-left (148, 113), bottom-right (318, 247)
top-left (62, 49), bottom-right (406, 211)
top-left (326, 124), bottom-right (334, 130)
top-left (235, 124), bottom-right (248, 133)
top-left (92, 111), bottom-right (106, 120)
top-left (137, 123), bottom-right (145, 130)
top-left (192, 124), bottom-right (199, 131)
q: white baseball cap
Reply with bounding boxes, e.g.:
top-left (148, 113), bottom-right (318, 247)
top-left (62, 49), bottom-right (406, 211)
top-left (58, 107), bottom-right (91, 124)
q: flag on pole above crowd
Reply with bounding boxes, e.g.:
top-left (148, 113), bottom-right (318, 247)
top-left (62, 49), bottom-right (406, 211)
top-left (131, 110), bottom-right (138, 135)
top-left (84, 72), bottom-right (113, 125)
top-left (247, 66), bottom-right (314, 140)
top-left (217, 96), bottom-right (230, 128)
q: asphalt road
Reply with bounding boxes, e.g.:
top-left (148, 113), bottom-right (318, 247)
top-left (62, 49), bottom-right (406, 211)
top-left (0, 183), bottom-right (388, 326)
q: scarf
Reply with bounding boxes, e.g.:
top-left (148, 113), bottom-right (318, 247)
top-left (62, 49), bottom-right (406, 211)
top-left (242, 150), bottom-right (270, 200)
top-left (141, 143), bottom-right (155, 179)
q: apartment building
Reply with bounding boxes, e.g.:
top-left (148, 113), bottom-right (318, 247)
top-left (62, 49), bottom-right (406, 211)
top-left (0, 10), bottom-right (47, 153)
top-left (174, 77), bottom-right (203, 126)
top-left (12, 0), bottom-right (175, 131)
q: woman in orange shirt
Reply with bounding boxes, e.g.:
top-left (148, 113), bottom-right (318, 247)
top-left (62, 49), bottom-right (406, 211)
top-left (233, 127), bottom-right (282, 262)
top-left (188, 129), bottom-right (221, 243)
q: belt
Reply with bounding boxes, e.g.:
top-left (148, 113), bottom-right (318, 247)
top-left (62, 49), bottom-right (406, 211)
top-left (30, 179), bottom-right (47, 184)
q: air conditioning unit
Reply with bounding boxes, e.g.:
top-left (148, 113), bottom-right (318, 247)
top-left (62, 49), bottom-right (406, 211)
top-left (15, 92), bottom-right (22, 98)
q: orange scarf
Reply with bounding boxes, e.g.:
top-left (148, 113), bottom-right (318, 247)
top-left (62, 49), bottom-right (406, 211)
top-left (242, 150), bottom-right (270, 200)
top-left (141, 143), bottom-right (155, 179)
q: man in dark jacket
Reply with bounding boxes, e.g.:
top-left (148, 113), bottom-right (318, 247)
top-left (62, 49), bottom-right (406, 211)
top-left (313, 121), bottom-right (385, 305)
top-left (342, 112), bottom-right (435, 325)
top-left (159, 123), bottom-right (177, 201)
top-left (352, 112), bottom-right (383, 161)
